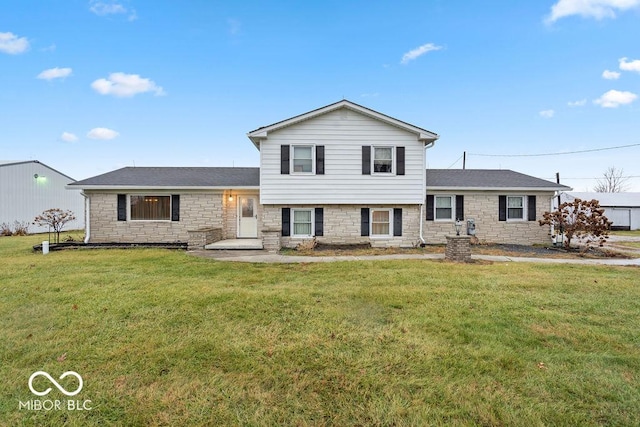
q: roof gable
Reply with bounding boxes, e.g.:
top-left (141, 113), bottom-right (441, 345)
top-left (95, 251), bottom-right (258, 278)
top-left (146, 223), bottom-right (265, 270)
top-left (0, 160), bottom-right (76, 181)
top-left (426, 169), bottom-right (571, 191)
top-left (247, 100), bottom-right (439, 147)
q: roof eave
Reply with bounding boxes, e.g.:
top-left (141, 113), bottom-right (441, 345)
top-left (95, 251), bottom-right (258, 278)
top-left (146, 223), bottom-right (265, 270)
top-left (67, 185), bottom-right (260, 191)
top-left (426, 186), bottom-right (572, 192)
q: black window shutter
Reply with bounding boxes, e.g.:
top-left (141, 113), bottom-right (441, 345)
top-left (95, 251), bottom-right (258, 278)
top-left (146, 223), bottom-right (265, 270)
top-left (117, 194), bottom-right (126, 221)
top-left (528, 195), bottom-right (537, 221)
top-left (361, 208), bottom-right (370, 236)
top-left (499, 195), bottom-right (507, 221)
top-left (456, 195), bottom-right (464, 221)
top-left (316, 146), bottom-right (325, 175)
top-left (393, 208), bottom-right (402, 236)
top-left (280, 145), bottom-right (290, 174)
top-left (171, 195), bottom-right (180, 221)
top-left (362, 146), bottom-right (371, 175)
top-left (426, 195), bottom-right (434, 221)
top-left (315, 208), bottom-right (324, 236)
top-left (281, 208), bottom-right (290, 236)
top-left (396, 147), bottom-right (405, 176)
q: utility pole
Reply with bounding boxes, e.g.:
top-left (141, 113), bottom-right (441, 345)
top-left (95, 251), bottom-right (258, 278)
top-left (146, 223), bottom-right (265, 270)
top-left (462, 151), bottom-right (466, 170)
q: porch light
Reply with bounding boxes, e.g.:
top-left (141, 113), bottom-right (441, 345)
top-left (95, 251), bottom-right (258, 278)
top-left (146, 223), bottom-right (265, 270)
top-left (228, 193), bottom-right (233, 202)
top-left (454, 219), bottom-right (462, 236)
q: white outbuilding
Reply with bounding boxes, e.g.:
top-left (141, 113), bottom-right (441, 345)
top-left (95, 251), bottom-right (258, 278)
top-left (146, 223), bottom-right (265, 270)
top-left (561, 192), bottom-right (640, 231)
top-left (0, 160), bottom-right (85, 234)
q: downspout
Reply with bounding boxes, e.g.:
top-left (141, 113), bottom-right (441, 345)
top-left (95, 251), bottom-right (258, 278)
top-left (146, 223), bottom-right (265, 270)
top-left (420, 140), bottom-right (437, 247)
top-left (81, 191), bottom-right (90, 243)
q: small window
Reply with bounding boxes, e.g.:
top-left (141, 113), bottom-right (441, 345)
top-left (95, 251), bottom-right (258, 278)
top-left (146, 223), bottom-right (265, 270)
top-left (507, 196), bottom-right (524, 220)
top-left (130, 195), bottom-right (171, 220)
top-left (435, 196), bottom-right (453, 220)
top-left (292, 146), bottom-right (313, 173)
top-left (373, 147), bottom-right (393, 173)
top-left (371, 209), bottom-right (391, 236)
top-left (292, 209), bottom-right (313, 237)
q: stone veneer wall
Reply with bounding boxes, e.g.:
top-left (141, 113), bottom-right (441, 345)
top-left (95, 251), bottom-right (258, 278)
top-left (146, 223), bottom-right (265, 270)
top-left (423, 192), bottom-right (554, 245)
top-left (87, 192), bottom-right (224, 243)
top-left (261, 204), bottom-right (422, 248)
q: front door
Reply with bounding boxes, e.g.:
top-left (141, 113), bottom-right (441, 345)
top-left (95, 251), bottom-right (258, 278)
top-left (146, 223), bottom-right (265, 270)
top-left (238, 196), bottom-right (258, 238)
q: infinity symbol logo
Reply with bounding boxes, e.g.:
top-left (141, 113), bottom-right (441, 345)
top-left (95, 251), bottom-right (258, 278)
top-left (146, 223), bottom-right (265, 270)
top-left (28, 371), bottom-right (83, 397)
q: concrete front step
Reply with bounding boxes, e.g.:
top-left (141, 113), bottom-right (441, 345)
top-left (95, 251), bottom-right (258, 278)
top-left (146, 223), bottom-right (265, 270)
top-left (205, 239), bottom-right (264, 250)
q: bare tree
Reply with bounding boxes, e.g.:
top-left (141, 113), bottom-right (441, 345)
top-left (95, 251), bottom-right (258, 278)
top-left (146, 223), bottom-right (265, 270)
top-left (34, 209), bottom-right (76, 244)
top-left (593, 166), bottom-right (629, 193)
top-left (539, 198), bottom-right (611, 249)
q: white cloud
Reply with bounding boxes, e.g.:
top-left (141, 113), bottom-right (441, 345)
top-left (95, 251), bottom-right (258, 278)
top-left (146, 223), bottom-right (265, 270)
top-left (401, 43), bottom-right (442, 65)
top-left (91, 72), bottom-right (165, 97)
top-left (539, 109), bottom-right (555, 118)
top-left (228, 18), bottom-right (241, 35)
top-left (37, 67), bottom-right (73, 81)
top-left (602, 69), bottom-right (621, 79)
top-left (87, 127), bottom-right (120, 140)
top-left (89, 1), bottom-right (137, 20)
top-left (89, 1), bottom-right (126, 15)
top-left (61, 132), bottom-right (79, 142)
top-left (0, 32), bottom-right (29, 54)
top-left (593, 89), bottom-right (637, 107)
top-left (546, 0), bottom-right (640, 23)
top-left (619, 57), bottom-right (640, 72)
top-left (568, 99), bottom-right (587, 107)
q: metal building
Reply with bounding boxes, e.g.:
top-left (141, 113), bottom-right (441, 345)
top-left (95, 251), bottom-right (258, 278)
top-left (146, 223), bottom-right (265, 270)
top-left (0, 161), bottom-right (85, 234)
top-left (560, 192), bottom-right (640, 231)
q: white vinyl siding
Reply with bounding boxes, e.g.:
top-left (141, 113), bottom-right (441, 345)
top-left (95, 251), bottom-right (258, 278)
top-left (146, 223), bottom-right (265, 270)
top-left (259, 109), bottom-right (425, 204)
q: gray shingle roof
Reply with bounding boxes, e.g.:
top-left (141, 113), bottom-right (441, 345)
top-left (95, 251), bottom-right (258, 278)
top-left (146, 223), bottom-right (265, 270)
top-left (70, 167), bottom-right (259, 188)
top-left (426, 169), bottom-right (571, 190)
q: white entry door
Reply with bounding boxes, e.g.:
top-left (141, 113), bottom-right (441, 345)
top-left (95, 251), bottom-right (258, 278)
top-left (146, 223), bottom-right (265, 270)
top-left (238, 196), bottom-right (258, 238)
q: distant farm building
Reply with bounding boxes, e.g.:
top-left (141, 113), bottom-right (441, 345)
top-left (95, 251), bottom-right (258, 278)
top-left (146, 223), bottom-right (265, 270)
top-left (561, 192), bottom-right (640, 231)
top-left (0, 161), bottom-right (84, 233)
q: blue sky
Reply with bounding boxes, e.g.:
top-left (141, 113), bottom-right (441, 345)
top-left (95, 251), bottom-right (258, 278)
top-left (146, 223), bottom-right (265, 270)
top-left (1, 0), bottom-right (639, 191)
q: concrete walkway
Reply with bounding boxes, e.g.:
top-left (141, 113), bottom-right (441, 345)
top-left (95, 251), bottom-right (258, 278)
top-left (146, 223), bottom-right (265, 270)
top-left (190, 249), bottom-right (640, 266)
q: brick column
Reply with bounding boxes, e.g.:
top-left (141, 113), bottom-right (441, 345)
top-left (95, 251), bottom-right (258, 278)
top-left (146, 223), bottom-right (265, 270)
top-left (445, 235), bottom-right (471, 262)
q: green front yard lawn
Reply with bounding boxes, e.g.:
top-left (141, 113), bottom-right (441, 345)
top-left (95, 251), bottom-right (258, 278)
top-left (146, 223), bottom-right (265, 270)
top-left (1, 235), bottom-right (639, 426)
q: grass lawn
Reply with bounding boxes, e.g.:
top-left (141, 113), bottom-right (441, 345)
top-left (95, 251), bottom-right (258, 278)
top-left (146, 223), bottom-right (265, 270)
top-left (1, 235), bottom-right (639, 426)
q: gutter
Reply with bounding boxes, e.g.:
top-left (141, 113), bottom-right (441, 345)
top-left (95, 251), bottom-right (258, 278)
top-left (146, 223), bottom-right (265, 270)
top-left (81, 191), bottom-right (90, 244)
top-left (420, 139), bottom-right (438, 246)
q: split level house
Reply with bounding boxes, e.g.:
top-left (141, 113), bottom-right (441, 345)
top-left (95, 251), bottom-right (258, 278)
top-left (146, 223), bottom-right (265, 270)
top-left (70, 100), bottom-right (571, 250)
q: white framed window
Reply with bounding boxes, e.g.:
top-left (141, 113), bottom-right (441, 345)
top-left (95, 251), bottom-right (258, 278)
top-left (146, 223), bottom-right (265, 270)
top-left (507, 196), bottom-right (525, 220)
top-left (130, 195), bottom-right (171, 221)
top-left (292, 209), bottom-right (313, 237)
top-left (371, 209), bottom-right (392, 236)
top-left (372, 146), bottom-right (393, 174)
top-left (292, 145), bottom-right (314, 173)
top-left (435, 196), bottom-right (454, 221)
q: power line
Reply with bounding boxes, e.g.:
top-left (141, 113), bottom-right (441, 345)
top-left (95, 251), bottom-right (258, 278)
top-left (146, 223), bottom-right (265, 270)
top-left (468, 142), bottom-right (640, 158)
top-left (541, 175), bottom-right (640, 181)
top-left (447, 154), bottom-right (463, 169)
